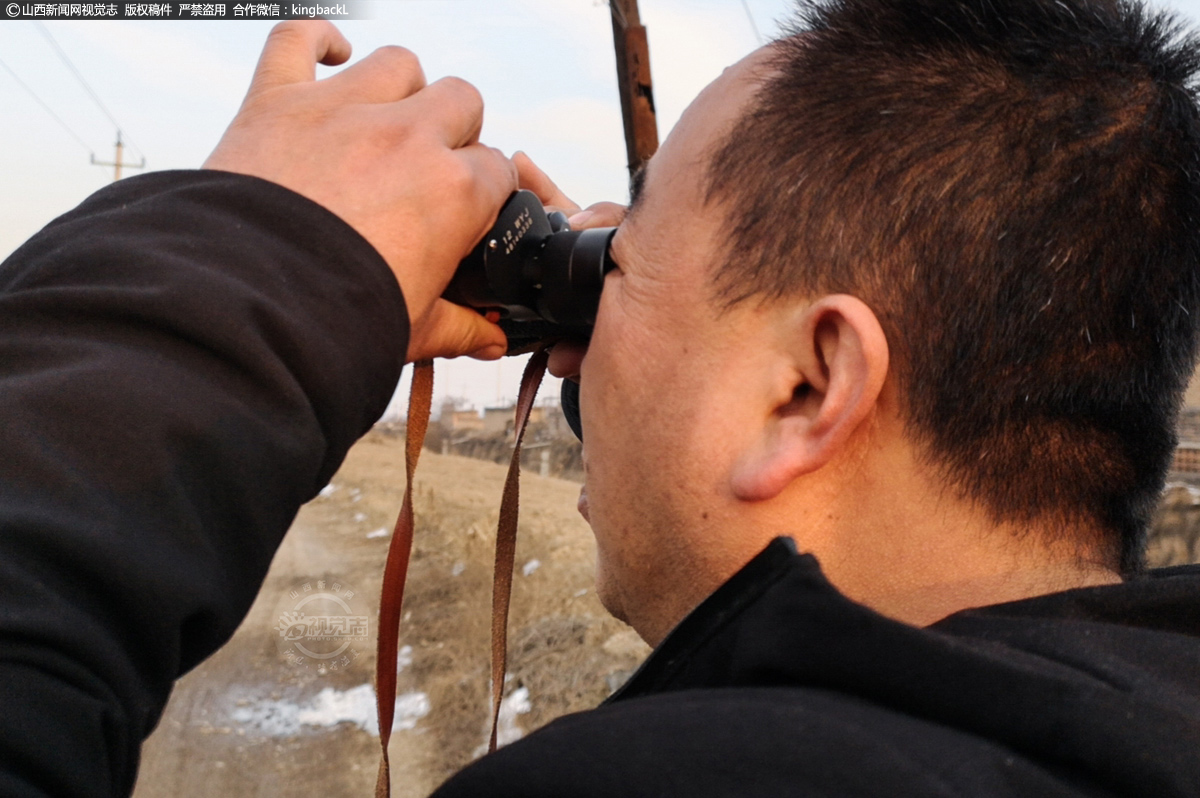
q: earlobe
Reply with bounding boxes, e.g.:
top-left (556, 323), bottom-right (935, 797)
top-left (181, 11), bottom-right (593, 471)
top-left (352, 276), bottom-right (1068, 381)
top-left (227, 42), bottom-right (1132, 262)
top-left (730, 295), bottom-right (889, 502)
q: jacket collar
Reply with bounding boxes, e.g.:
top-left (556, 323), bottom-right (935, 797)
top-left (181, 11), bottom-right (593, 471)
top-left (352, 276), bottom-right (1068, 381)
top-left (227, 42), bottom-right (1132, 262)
top-left (606, 536), bottom-right (1200, 797)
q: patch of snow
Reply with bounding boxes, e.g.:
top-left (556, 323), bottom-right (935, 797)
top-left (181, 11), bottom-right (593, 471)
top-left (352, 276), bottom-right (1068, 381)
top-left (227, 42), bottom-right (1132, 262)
top-left (386, 692), bottom-right (431, 734)
top-left (354, 512), bottom-right (367, 523)
top-left (397, 645), bottom-right (413, 673)
top-left (451, 561), bottom-right (466, 577)
top-left (230, 696), bottom-right (299, 737)
top-left (573, 588), bottom-right (588, 598)
top-left (522, 559), bottom-right (541, 577)
top-left (231, 684), bottom-right (428, 738)
top-left (318, 484), bottom-right (338, 499)
top-left (367, 528), bottom-right (389, 540)
top-left (473, 686), bottom-right (532, 758)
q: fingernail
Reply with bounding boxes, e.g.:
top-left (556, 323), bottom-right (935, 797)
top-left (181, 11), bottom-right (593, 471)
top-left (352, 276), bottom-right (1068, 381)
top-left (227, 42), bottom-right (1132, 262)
top-left (567, 210), bottom-right (594, 228)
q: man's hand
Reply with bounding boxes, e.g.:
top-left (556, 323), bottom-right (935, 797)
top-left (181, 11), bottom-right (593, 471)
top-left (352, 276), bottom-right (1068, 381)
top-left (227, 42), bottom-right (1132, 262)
top-left (512, 152), bottom-right (625, 379)
top-left (204, 21), bottom-right (515, 362)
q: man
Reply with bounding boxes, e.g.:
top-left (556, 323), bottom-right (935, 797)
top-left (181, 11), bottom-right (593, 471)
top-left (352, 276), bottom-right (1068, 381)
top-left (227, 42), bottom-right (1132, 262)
top-left (1, 1), bottom-right (1198, 797)
top-left (436, 0), bottom-right (1200, 794)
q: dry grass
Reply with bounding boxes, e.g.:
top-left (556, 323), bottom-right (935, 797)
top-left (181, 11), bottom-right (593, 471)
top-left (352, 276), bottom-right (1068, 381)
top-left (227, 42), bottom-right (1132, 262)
top-left (135, 430), bottom-right (649, 798)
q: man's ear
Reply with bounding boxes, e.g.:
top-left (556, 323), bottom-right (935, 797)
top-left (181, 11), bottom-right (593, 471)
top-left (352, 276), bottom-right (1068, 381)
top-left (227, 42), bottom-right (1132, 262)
top-left (730, 294), bottom-right (889, 502)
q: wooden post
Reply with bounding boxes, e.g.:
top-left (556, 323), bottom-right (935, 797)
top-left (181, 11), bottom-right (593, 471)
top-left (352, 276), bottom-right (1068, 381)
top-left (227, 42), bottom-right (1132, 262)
top-left (609, 0), bottom-right (659, 177)
top-left (91, 130), bottom-right (145, 182)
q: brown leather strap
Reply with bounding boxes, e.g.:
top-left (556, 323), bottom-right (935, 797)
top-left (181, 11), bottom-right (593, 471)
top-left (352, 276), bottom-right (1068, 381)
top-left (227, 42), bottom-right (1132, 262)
top-left (373, 347), bottom-right (549, 795)
top-left (375, 359), bottom-right (433, 798)
top-left (488, 345), bottom-right (550, 753)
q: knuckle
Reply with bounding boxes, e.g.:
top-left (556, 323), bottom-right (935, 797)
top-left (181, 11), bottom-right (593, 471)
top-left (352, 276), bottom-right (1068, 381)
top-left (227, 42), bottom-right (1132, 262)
top-left (442, 158), bottom-right (476, 191)
top-left (373, 44), bottom-right (420, 75)
top-left (501, 153), bottom-right (520, 186)
top-left (438, 76), bottom-right (483, 110)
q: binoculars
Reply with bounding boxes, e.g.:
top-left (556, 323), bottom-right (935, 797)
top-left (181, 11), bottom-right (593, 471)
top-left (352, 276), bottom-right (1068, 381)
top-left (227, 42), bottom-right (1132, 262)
top-left (445, 191), bottom-right (616, 442)
top-left (445, 190), bottom-right (618, 355)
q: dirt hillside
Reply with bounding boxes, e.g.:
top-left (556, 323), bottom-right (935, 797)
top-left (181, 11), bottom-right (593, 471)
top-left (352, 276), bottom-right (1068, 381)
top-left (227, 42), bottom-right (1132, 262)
top-left (132, 429), bottom-right (649, 798)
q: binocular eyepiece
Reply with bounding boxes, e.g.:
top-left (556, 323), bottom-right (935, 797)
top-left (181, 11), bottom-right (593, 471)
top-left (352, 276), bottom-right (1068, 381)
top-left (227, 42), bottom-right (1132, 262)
top-left (445, 190), bottom-right (618, 354)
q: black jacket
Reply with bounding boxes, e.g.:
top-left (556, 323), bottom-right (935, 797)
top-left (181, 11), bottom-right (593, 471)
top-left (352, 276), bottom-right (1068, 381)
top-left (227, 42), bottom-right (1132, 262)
top-left (0, 171), bottom-right (407, 797)
top-left (435, 537), bottom-right (1200, 797)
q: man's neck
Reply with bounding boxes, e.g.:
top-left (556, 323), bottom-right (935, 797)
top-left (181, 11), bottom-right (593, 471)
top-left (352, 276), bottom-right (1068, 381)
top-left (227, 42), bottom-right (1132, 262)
top-left (856, 557), bottom-right (1123, 627)
top-left (780, 435), bottom-right (1124, 628)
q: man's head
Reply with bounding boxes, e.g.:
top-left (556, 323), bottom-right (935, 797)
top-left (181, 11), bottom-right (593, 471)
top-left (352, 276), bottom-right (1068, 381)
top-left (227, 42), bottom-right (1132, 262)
top-left (573, 0), bottom-right (1200, 642)
top-left (704, 0), bottom-right (1200, 575)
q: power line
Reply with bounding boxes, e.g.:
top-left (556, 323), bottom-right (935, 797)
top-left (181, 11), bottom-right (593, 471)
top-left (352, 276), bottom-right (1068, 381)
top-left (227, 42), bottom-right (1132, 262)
top-left (0, 54), bottom-right (94, 157)
top-left (34, 22), bottom-right (144, 160)
top-left (739, 0), bottom-right (764, 44)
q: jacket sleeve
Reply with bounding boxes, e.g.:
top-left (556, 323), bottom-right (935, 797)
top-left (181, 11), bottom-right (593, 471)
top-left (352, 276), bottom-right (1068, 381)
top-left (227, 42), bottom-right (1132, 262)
top-left (0, 170), bottom-right (408, 797)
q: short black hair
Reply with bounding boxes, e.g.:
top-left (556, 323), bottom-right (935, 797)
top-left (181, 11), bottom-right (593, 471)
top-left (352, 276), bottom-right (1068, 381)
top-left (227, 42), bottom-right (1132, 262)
top-left (707, 0), bottom-right (1200, 573)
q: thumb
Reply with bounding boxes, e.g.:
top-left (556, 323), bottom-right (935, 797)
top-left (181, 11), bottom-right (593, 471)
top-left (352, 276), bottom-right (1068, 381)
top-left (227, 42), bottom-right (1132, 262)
top-left (248, 21), bottom-right (352, 97)
top-left (407, 299), bottom-right (508, 363)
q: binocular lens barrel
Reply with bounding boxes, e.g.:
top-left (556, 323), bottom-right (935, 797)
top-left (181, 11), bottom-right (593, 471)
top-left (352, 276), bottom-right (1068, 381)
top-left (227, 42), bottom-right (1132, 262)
top-left (536, 227), bottom-right (617, 327)
top-left (446, 190), bottom-right (618, 335)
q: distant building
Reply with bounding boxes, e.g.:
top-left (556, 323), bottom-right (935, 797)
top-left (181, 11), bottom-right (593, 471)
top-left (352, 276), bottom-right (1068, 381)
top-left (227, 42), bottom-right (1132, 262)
top-left (482, 405), bottom-right (549, 439)
top-left (482, 406), bottom-right (513, 437)
top-left (1174, 371), bottom-right (1200, 475)
top-left (439, 398), bottom-right (574, 443)
top-left (539, 402), bottom-right (575, 441)
top-left (438, 399), bottom-right (484, 433)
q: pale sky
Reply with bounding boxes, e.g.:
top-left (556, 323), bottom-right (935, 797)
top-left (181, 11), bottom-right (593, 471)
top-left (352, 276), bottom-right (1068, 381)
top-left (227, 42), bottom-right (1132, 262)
top-left (2, 0), bottom-right (1199, 416)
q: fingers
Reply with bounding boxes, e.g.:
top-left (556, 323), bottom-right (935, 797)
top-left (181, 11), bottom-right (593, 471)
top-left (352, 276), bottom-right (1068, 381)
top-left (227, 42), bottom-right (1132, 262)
top-left (407, 300), bottom-right (508, 362)
top-left (249, 21), bottom-right (351, 96)
top-left (514, 151), bottom-right (581, 215)
top-left (456, 143), bottom-right (520, 233)
top-left (548, 340), bottom-right (588, 380)
top-left (376, 143), bottom-right (512, 313)
top-left (569, 201), bottom-right (627, 230)
top-left (401, 76), bottom-right (486, 148)
top-left (319, 44), bottom-right (426, 104)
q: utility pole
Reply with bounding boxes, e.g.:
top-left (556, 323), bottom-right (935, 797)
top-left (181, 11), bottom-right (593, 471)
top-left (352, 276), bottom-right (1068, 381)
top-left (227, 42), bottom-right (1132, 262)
top-left (609, 0), bottom-right (659, 177)
top-left (91, 130), bottom-right (145, 182)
